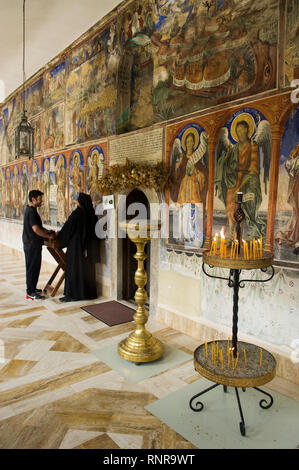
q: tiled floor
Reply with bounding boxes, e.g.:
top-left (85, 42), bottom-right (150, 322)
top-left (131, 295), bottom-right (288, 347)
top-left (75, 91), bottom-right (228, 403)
top-left (0, 245), bottom-right (298, 449)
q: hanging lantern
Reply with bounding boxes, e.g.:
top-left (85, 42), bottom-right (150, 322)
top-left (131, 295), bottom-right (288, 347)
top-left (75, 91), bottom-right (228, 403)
top-left (15, 0), bottom-right (34, 160)
top-left (15, 110), bottom-right (34, 159)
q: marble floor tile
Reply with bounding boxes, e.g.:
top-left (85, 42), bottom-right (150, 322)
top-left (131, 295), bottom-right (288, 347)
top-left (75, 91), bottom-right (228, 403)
top-left (0, 245), bottom-right (298, 449)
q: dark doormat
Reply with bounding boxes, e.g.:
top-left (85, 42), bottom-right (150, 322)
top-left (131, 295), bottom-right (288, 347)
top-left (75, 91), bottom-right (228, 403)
top-left (81, 300), bottom-right (135, 326)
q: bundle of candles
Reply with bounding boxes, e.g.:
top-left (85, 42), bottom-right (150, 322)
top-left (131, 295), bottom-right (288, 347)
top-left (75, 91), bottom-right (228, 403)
top-left (209, 227), bottom-right (263, 260)
top-left (204, 338), bottom-right (263, 370)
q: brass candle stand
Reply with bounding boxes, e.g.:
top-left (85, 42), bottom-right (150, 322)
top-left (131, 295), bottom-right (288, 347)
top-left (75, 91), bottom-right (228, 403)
top-left (118, 221), bottom-right (164, 364)
top-left (189, 193), bottom-right (276, 437)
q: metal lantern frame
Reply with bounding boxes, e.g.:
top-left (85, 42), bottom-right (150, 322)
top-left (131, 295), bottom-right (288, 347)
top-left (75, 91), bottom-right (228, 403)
top-left (15, 0), bottom-right (34, 160)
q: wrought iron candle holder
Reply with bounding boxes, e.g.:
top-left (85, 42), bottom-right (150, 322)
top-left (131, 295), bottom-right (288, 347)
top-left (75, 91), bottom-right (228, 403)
top-left (189, 193), bottom-right (276, 437)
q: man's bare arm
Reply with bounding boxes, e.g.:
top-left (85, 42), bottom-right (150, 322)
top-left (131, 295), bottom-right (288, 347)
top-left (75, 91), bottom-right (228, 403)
top-left (32, 225), bottom-right (55, 239)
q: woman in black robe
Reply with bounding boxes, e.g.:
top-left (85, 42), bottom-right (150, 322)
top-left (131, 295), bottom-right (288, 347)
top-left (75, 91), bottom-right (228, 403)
top-left (57, 193), bottom-right (99, 302)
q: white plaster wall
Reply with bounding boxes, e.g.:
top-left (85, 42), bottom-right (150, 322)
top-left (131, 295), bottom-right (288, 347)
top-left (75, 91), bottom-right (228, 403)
top-left (0, 217), bottom-right (55, 265)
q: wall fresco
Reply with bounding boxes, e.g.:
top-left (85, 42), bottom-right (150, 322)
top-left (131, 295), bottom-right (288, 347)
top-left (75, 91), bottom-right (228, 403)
top-left (168, 122), bottom-right (209, 249)
top-left (275, 107), bottom-right (299, 265)
top-left (214, 107), bottom-right (272, 241)
top-left (69, 150), bottom-right (84, 212)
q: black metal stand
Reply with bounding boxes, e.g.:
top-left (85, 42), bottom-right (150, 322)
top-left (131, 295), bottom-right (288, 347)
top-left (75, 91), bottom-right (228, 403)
top-left (190, 264), bottom-right (275, 437)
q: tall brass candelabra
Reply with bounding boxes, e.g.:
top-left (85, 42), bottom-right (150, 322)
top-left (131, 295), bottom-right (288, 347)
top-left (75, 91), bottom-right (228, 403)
top-left (118, 221), bottom-right (164, 363)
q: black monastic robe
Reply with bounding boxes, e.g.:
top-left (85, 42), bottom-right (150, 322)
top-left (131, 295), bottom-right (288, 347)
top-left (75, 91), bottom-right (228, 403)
top-left (57, 206), bottom-right (98, 300)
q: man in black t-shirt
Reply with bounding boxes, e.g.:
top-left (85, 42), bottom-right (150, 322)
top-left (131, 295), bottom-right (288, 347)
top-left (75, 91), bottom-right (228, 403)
top-left (23, 190), bottom-right (55, 300)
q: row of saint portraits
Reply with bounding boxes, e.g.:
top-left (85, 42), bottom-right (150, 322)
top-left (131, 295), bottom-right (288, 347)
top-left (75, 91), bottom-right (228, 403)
top-left (0, 146), bottom-right (105, 228)
top-left (0, 107), bottom-right (298, 264)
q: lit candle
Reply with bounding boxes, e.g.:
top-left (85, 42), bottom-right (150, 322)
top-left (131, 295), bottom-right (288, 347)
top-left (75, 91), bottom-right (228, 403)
top-left (246, 243), bottom-right (249, 260)
top-left (260, 348), bottom-right (262, 367)
top-left (253, 238), bottom-right (256, 259)
top-left (242, 240), bottom-right (247, 260)
top-left (250, 240), bottom-right (253, 259)
top-left (215, 233), bottom-right (219, 254)
top-left (220, 227), bottom-right (225, 258)
top-left (243, 348), bottom-right (247, 365)
top-left (259, 238), bottom-right (263, 258)
top-left (235, 240), bottom-right (239, 259)
top-left (213, 237), bottom-right (217, 256)
top-left (224, 244), bottom-right (227, 258)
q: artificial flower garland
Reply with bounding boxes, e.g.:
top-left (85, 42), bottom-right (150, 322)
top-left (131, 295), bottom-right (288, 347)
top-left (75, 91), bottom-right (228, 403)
top-left (98, 159), bottom-right (169, 195)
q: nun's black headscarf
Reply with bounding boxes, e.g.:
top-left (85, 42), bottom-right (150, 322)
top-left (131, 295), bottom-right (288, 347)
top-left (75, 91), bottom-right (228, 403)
top-left (78, 193), bottom-right (94, 215)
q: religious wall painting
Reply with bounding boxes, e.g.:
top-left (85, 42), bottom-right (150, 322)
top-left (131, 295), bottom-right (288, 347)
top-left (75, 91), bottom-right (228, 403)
top-left (274, 107), bottom-right (299, 265)
top-left (0, 116), bottom-right (5, 165)
top-left (30, 116), bottom-right (41, 155)
top-left (43, 103), bottom-right (64, 151)
top-left (30, 159), bottom-right (41, 191)
top-left (214, 108), bottom-right (272, 243)
top-left (44, 61), bottom-right (66, 108)
top-left (65, 50), bottom-right (116, 145)
top-left (54, 153), bottom-right (67, 226)
top-left (41, 158), bottom-right (52, 225)
top-left (69, 150), bottom-right (84, 213)
top-left (168, 122), bottom-right (209, 249)
top-left (5, 166), bottom-right (12, 218)
top-left (149, 0), bottom-right (278, 123)
top-left (0, 105), bottom-right (14, 163)
top-left (21, 78), bottom-right (43, 117)
top-left (0, 168), bottom-right (4, 216)
top-left (21, 162), bottom-right (29, 217)
top-left (86, 146), bottom-right (105, 208)
top-left (12, 165), bottom-right (21, 219)
top-left (285, 0), bottom-right (299, 86)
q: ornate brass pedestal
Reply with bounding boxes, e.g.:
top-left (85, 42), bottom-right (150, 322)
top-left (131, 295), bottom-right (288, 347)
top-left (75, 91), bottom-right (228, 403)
top-left (118, 221), bottom-right (164, 363)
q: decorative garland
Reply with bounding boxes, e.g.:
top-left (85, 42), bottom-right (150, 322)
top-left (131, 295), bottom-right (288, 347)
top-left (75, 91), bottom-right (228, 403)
top-left (98, 159), bottom-right (170, 195)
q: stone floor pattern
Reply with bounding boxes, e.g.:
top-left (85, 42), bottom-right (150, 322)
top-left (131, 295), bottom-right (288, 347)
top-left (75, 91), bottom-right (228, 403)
top-left (0, 246), bottom-right (298, 449)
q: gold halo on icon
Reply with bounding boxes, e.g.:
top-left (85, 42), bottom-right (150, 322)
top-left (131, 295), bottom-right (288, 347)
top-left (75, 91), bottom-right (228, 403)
top-left (231, 113), bottom-right (255, 142)
top-left (72, 151), bottom-right (80, 165)
top-left (91, 150), bottom-right (99, 163)
top-left (181, 127), bottom-right (199, 152)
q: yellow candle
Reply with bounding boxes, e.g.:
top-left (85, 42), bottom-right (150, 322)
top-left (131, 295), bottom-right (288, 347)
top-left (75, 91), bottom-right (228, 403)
top-left (230, 242), bottom-right (234, 259)
top-left (215, 234), bottom-right (219, 254)
top-left (233, 242), bottom-right (237, 259)
top-left (209, 240), bottom-right (215, 256)
top-left (250, 240), bottom-right (252, 259)
top-left (227, 338), bottom-right (230, 357)
top-left (260, 348), bottom-right (262, 367)
top-left (220, 349), bottom-right (223, 369)
top-left (235, 241), bottom-right (239, 259)
top-left (259, 238), bottom-right (262, 257)
top-left (243, 348), bottom-right (247, 365)
top-left (228, 349), bottom-right (230, 368)
top-left (216, 341), bottom-right (219, 358)
top-left (224, 244), bottom-right (227, 258)
top-left (231, 349), bottom-right (234, 369)
top-left (205, 342), bottom-right (208, 359)
top-left (213, 238), bottom-right (217, 256)
top-left (234, 352), bottom-right (239, 370)
top-left (253, 238), bottom-right (256, 259)
top-left (246, 243), bottom-right (249, 260)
